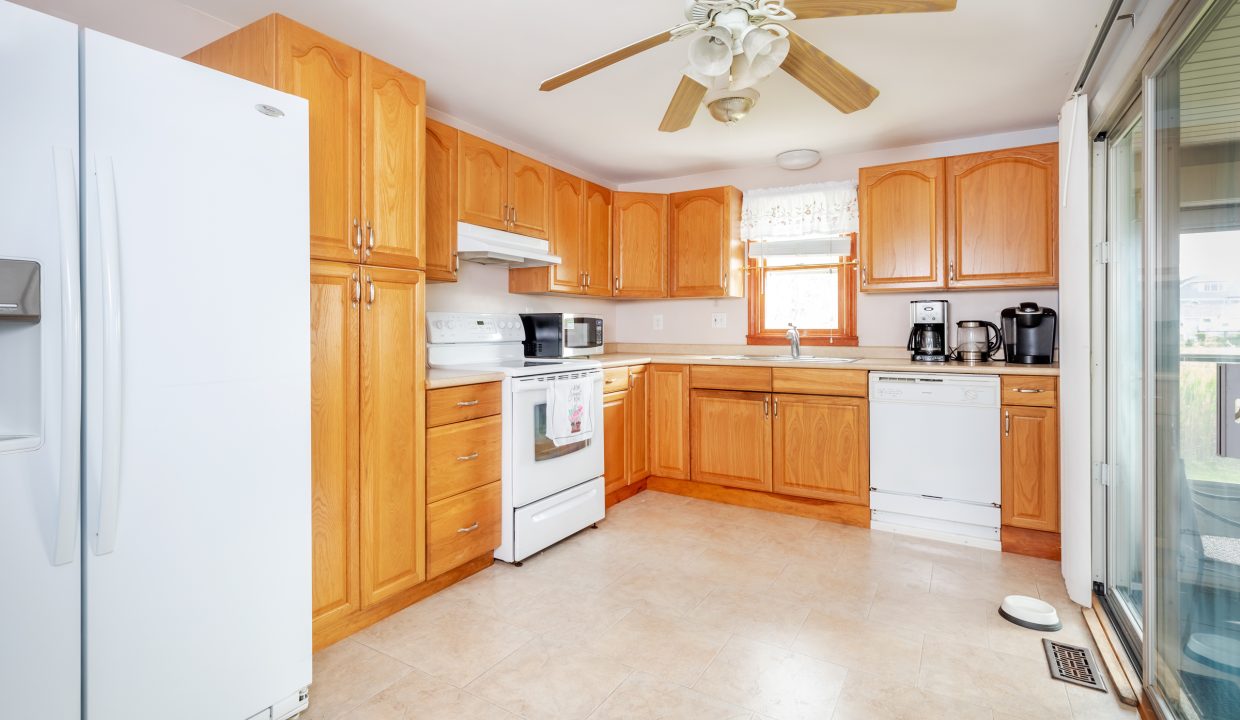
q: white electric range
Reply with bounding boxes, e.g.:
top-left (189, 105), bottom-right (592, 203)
top-left (427, 312), bottom-right (605, 563)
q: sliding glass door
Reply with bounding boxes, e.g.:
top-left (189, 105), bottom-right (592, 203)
top-left (1149, 1), bottom-right (1240, 715)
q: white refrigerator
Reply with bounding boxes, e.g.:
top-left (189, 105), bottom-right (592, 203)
top-left (0, 3), bottom-right (313, 718)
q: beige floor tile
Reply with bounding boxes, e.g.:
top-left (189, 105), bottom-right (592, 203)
top-left (671, 545), bottom-right (789, 593)
top-left (868, 589), bottom-right (993, 646)
top-left (339, 670), bottom-right (513, 720)
top-left (768, 562), bottom-right (877, 619)
top-left (588, 608), bottom-right (731, 686)
top-left (586, 671), bottom-right (754, 720)
top-left (603, 563), bottom-right (718, 616)
top-left (1065, 683), bottom-right (1140, 719)
top-left (791, 609), bottom-right (924, 684)
top-left (917, 635), bottom-right (1073, 720)
top-left (353, 604), bottom-right (535, 687)
top-left (688, 587), bottom-right (812, 648)
top-left (302, 639), bottom-right (412, 720)
top-left (466, 637), bottom-right (632, 720)
top-left (692, 636), bottom-right (848, 720)
top-left (494, 584), bottom-right (632, 644)
top-left (986, 606), bottom-right (1094, 662)
top-left (830, 670), bottom-right (991, 720)
top-left (930, 560), bottom-right (1044, 605)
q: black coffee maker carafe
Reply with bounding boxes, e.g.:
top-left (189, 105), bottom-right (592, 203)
top-left (1001, 303), bottom-right (1057, 364)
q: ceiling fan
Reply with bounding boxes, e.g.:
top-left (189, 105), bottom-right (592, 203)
top-left (540, 0), bottom-right (957, 131)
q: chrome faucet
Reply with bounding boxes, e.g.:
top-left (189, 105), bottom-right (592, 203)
top-left (786, 323), bottom-right (801, 359)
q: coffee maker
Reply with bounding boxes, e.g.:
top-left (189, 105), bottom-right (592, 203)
top-left (1001, 303), bottom-right (1057, 364)
top-left (908, 300), bottom-right (948, 362)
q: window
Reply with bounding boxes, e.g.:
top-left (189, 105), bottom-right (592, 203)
top-left (741, 182), bottom-right (859, 346)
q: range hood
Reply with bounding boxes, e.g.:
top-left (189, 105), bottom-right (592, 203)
top-left (456, 222), bottom-right (561, 268)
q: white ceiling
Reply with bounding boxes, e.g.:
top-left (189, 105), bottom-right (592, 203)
top-left (21, 0), bottom-right (1110, 184)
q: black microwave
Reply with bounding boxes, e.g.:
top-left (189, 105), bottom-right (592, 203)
top-left (520, 313), bottom-right (604, 358)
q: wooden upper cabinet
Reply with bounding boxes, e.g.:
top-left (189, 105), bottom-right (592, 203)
top-left (508, 152), bottom-right (551, 240)
top-left (359, 267), bottom-right (426, 607)
top-left (548, 169), bottom-right (586, 292)
top-left (360, 55), bottom-right (424, 270)
top-left (613, 192), bottom-right (668, 298)
top-left (690, 390), bottom-right (772, 491)
top-left (649, 364), bottom-right (691, 479)
top-left (1002, 404), bottom-right (1060, 533)
top-left (628, 366), bottom-right (650, 483)
top-left (858, 158), bottom-right (946, 291)
top-left (947, 144), bottom-right (1059, 289)
top-left (583, 182), bottom-right (613, 297)
top-left (669, 187), bottom-right (743, 298)
top-left (308, 261), bottom-right (361, 632)
top-left (458, 132), bottom-right (508, 231)
top-left (772, 395), bottom-right (868, 504)
top-left (274, 18), bottom-right (362, 263)
top-left (424, 119), bottom-right (458, 282)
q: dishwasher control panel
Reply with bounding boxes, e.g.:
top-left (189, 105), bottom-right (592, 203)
top-left (869, 373), bottom-right (999, 408)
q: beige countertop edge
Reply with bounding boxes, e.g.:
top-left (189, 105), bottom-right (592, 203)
top-left (426, 370), bottom-right (507, 390)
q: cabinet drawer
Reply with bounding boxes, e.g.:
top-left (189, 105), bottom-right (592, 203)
top-left (691, 365), bottom-right (772, 391)
top-left (1001, 376), bottom-right (1057, 407)
top-left (427, 415), bottom-right (502, 503)
top-left (771, 368), bottom-right (868, 398)
top-left (427, 382), bottom-right (502, 427)
top-left (428, 482), bottom-right (502, 578)
top-left (603, 366), bottom-right (631, 392)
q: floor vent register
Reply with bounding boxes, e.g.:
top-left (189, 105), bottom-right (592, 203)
top-left (1043, 639), bottom-right (1108, 692)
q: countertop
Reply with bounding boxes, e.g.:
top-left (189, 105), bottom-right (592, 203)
top-left (426, 368), bottom-right (506, 389)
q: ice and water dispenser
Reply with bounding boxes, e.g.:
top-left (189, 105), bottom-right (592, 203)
top-left (1, 259), bottom-right (41, 448)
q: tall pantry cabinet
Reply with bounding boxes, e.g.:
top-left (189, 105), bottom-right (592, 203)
top-left (188, 14), bottom-right (429, 648)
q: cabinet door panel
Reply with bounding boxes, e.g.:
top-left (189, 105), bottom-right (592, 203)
top-left (584, 182), bottom-right (613, 297)
top-left (649, 365), bottom-right (690, 479)
top-left (458, 132), bottom-right (507, 231)
top-left (277, 19), bottom-right (360, 262)
top-left (947, 144), bottom-right (1058, 288)
top-left (613, 192), bottom-right (667, 298)
top-left (691, 390), bottom-right (772, 491)
top-left (603, 391), bottom-right (629, 495)
top-left (309, 262), bottom-right (361, 631)
top-left (669, 187), bottom-right (743, 298)
top-left (361, 55), bottom-right (424, 269)
top-left (424, 119), bottom-right (458, 281)
top-left (772, 395), bottom-right (867, 504)
top-left (629, 367), bottom-right (650, 482)
top-left (508, 151), bottom-right (551, 239)
top-left (858, 158), bottom-right (945, 291)
top-left (548, 169), bottom-right (585, 293)
top-left (1001, 405), bottom-right (1059, 532)
top-left (360, 267), bottom-right (426, 606)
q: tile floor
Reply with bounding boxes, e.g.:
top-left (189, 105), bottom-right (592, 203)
top-left (303, 491), bottom-right (1139, 720)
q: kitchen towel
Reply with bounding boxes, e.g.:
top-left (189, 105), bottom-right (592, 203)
top-left (546, 376), bottom-right (593, 446)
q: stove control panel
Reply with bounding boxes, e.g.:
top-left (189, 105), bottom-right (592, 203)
top-left (427, 312), bottom-right (525, 344)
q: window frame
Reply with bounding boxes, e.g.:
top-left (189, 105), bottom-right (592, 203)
top-left (745, 232), bottom-right (859, 347)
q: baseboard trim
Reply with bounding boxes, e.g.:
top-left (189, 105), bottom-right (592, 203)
top-left (647, 477), bottom-right (869, 527)
top-left (1000, 526), bottom-right (1061, 560)
top-left (313, 553), bottom-right (493, 651)
top-left (606, 478), bottom-right (648, 508)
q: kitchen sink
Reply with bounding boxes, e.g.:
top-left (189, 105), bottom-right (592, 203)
top-left (706, 355), bottom-right (858, 364)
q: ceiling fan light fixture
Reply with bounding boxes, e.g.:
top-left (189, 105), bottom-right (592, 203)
top-left (705, 87), bottom-right (759, 125)
top-left (742, 25), bottom-right (789, 76)
top-left (776, 148), bottom-right (821, 170)
top-left (688, 26), bottom-right (734, 77)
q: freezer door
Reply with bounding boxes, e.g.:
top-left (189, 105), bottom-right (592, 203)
top-left (0, 3), bottom-right (82, 718)
top-left (81, 30), bottom-right (311, 720)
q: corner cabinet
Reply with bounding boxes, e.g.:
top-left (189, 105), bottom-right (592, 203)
top-left (649, 365), bottom-right (691, 479)
top-left (424, 119), bottom-right (458, 282)
top-left (669, 187), bottom-right (744, 298)
top-left (858, 158), bottom-right (946, 291)
top-left (583, 182), bottom-right (613, 297)
top-left (186, 15), bottom-right (425, 270)
top-left (613, 192), bottom-right (668, 298)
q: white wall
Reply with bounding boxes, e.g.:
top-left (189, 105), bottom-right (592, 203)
top-left (426, 262), bottom-right (617, 325)
top-left (613, 126), bottom-right (1061, 347)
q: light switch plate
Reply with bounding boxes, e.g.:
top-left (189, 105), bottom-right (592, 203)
top-left (711, 313), bottom-right (727, 329)
top-left (652, 314), bottom-right (664, 331)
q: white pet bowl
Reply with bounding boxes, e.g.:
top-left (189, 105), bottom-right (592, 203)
top-left (998, 595), bottom-right (1062, 632)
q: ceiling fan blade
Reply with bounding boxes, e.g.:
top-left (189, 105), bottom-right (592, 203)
top-left (783, 0), bottom-right (956, 19)
top-left (540, 29), bottom-right (678, 91)
top-left (659, 75), bottom-right (708, 132)
top-left (781, 31), bottom-right (879, 114)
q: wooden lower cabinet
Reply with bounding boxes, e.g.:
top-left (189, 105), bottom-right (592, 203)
top-left (603, 390), bottom-right (629, 495)
top-left (628, 366), bottom-right (650, 483)
top-left (772, 394), bottom-right (868, 504)
top-left (649, 365), bottom-right (691, 479)
top-left (690, 390), bottom-right (772, 491)
top-left (1001, 403), bottom-right (1060, 533)
top-left (428, 482), bottom-right (502, 578)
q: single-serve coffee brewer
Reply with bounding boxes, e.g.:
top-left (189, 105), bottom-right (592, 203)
top-left (907, 300), bottom-right (948, 362)
top-left (1001, 303), bottom-right (1057, 364)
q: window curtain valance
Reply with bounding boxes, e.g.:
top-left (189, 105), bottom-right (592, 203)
top-left (740, 180), bottom-right (859, 241)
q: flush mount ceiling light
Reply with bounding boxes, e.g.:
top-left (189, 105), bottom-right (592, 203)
top-left (539, 1), bottom-right (959, 131)
top-left (776, 148), bottom-right (820, 170)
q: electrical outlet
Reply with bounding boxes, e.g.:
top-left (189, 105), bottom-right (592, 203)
top-left (652, 314), bottom-right (664, 331)
top-left (711, 313), bottom-right (727, 329)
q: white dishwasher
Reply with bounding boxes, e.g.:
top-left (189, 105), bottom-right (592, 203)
top-left (869, 373), bottom-right (1001, 549)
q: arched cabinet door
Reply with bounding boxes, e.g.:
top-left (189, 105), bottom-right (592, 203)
top-left (613, 192), bottom-right (668, 298)
top-left (458, 132), bottom-right (508, 232)
top-left (508, 151), bottom-right (551, 240)
top-left (858, 157), bottom-right (946, 291)
top-left (360, 55), bottom-right (425, 270)
top-left (669, 186), bottom-right (743, 298)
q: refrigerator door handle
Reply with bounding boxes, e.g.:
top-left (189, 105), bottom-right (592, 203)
top-left (52, 147), bottom-right (81, 566)
top-left (94, 156), bottom-right (124, 556)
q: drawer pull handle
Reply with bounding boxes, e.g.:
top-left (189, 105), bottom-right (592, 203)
top-left (605, 378), bottom-right (616, 385)
top-left (457, 452), bottom-right (479, 462)
top-left (1015, 388), bottom-right (1044, 394)
top-left (456, 400), bottom-right (480, 407)
top-left (458, 522), bottom-right (479, 534)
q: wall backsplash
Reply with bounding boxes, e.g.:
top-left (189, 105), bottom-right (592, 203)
top-left (425, 262), bottom-right (618, 324)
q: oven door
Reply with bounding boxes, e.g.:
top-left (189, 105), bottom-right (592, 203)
top-left (560, 315), bottom-right (603, 357)
top-left (510, 369), bottom-right (604, 507)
